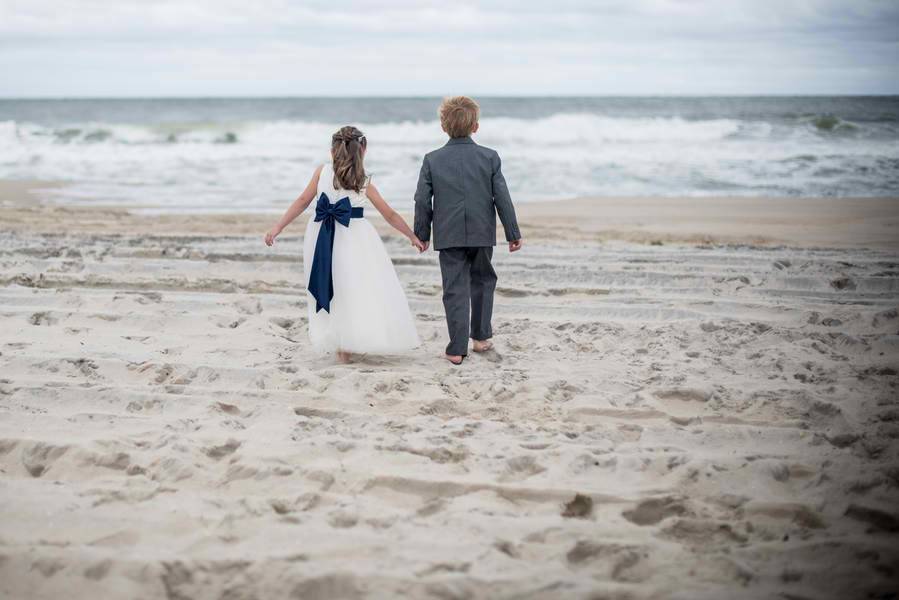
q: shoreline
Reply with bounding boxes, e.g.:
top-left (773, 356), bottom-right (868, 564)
top-left (2, 179), bottom-right (898, 250)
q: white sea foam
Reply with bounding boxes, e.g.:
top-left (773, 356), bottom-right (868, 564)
top-left (0, 110), bottom-right (896, 212)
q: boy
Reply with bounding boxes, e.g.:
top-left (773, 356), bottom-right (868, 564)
top-left (413, 96), bottom-right (523, 365)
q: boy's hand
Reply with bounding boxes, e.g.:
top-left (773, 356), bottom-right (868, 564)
top-left (264, 227), bottom-right (281, 246)
top-left (509, 239), bottom-right (523, 252)
top-left (411, 237), bottom-right (427, 253)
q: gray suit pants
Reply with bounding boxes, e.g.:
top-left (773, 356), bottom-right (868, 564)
top-left (438, 247), bottom-right (496, 356)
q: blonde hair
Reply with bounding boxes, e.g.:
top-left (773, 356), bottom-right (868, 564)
top-left (439, 96), bottom-right (480, 138)
top-left (331, 125), bottom-right (367, 192)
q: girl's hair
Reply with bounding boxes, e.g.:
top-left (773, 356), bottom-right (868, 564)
top-left (331, 126), bottom-right (367, 192)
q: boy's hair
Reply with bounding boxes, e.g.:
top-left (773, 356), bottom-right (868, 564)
top-left (439, 96), bottom-right (480, 138)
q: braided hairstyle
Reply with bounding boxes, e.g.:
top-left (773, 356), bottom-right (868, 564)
top-left (330, 126), bottom-right (368, 192)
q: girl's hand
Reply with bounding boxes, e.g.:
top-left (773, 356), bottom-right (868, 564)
top-left (264, 227), bottom-right (281, 246)
top-left (411, 236), bottom-right (427, 253)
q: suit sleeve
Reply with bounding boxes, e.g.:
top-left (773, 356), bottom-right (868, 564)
top-left (491, 153), bottom-right (521, 242)
top-left (413, 156), bottom-right (433, 242)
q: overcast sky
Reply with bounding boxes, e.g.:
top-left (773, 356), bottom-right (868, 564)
top-left (1, 0), bottom-right (897, 97)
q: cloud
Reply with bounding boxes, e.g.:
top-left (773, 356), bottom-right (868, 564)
top-left (1, 0), bottom-right (897, 96)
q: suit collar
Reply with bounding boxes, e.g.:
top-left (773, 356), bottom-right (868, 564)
top-left (445, 136), bottom-right (475, 146)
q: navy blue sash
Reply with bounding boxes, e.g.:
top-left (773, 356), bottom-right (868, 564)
top-left (308, 192), bottom-right (364, 313)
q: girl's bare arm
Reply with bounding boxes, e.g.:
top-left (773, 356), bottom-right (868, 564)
top-left (264, 165), bottom-right (324, 246)
top-left (366, 182), bottom-right (426, 252)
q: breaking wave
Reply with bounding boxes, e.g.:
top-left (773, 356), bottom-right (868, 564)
top-left (0, 103), bottom-right (897, 211)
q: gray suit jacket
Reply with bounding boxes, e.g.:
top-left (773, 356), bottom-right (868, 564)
top-left (413, 136), bottom-right (520, 251)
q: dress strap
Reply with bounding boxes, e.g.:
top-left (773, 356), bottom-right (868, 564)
top-left (317, 163), bottom-right (330, 194)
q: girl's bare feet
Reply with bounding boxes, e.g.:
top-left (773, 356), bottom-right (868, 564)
top-left (337, 351), bottom-right (353, 364)
top-left (472, 339), bottom-right (493, 352)
top-left (445, 354), bottom-right (464, 365)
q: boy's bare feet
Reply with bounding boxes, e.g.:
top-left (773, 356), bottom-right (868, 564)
top-left (445, 354), bottom-right (464, 365)
top-left (337, 351), bottom-right (353, 364)
top-left (472, 339), bottom-right (493, 352)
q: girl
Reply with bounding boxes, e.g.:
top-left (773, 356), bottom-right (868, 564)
top-left (264, 126), bottom-right (423, 363)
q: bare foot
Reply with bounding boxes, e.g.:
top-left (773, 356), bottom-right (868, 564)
top-left (337, 351), bottom-right (353, 364)
top-left (445, 354), bottom-right (464, 365)
top-left (472, 340), bottom-right (493, 352)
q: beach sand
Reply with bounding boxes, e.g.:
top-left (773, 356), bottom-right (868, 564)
top-left (1, 181), bottom-right (898, 599)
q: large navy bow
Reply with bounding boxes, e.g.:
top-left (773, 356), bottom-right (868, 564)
top-left (308, 192), bottom-right (353, 313)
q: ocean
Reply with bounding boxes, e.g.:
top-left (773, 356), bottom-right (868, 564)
top-left (1, 96), bottom-right (897, 213)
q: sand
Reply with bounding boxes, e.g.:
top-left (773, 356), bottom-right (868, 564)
top-left (1, 181), bottom-right (898, 599)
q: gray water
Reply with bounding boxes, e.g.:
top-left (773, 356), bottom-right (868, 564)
top-left (1, 96), bottom-right (897, 212)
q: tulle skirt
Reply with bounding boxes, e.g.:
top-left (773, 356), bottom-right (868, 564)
top-left (303, 214), bottom-right (420, 354)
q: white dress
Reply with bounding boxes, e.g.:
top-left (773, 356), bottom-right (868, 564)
top-left (302, 163), bottom-right (420, 354)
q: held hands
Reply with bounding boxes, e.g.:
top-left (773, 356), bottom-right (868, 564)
top-left (509, 239), bottom-right (523, 252)
top-left (266, 225), bottom-right (426, 253)
top-left (264, 226), bottom-right (282, 247)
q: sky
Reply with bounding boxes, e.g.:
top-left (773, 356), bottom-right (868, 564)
top-left (1, 0), bottom-right (898, 97)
